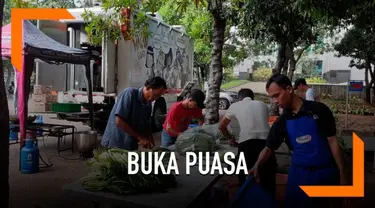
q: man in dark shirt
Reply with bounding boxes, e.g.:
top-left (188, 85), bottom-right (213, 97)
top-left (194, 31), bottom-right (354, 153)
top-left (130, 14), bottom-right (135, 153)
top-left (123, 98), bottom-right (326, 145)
top-left (248, 74), bottom-right (348, 208)
top-left (101, 76), bottom-right (167, 150)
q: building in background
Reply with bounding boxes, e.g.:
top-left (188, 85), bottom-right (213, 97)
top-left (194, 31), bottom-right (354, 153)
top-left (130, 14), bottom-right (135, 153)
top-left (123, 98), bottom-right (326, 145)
top-left (233, 34), bottom-right (370, 84)
top-left (233, 55), bottom-right (275, 80)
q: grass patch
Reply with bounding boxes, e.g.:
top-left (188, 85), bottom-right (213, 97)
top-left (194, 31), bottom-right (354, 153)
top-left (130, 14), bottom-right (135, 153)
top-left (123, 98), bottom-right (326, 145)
top-left (221, 80), bottom-right (249, 90)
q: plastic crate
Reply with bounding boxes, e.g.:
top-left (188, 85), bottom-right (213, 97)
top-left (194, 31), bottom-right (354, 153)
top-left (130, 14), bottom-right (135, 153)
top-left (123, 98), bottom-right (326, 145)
top-left (52, 103), bottom-right (81, 113)
top-left (231, 177), bottom-right (277, 208)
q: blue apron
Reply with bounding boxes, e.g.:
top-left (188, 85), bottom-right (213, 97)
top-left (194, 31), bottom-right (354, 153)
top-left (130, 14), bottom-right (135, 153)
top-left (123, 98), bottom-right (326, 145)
top-left (285, 114), bottom-right (339, 208)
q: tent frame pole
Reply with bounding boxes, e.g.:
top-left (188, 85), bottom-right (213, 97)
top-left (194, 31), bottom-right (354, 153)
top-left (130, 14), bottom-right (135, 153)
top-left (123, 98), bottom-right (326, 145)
top-left (85, 63), bottom-right (94, 131)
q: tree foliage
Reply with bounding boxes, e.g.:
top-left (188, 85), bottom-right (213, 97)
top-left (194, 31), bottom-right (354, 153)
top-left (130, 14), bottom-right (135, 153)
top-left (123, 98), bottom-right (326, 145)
top-left (253, 67), bottom-right (272, 82)
top-left (333, 1), bottom-right (375, 103)
top-left (3, 0), bottom-right (77, 24)
top-left (335, 27), bottom-right (375, 69)
top-left (158, 1), bottom-right (249, 81)
top-left (236, 0), bottom-right (325, 80)
top-left (158, 2), bottom-right (213, 79)
top-left (82, 0), bottom-right (151, 46)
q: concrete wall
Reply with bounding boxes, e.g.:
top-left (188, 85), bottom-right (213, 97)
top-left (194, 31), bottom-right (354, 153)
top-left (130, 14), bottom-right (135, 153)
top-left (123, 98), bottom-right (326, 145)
top-left (238, 72), bottom-right (249, 80)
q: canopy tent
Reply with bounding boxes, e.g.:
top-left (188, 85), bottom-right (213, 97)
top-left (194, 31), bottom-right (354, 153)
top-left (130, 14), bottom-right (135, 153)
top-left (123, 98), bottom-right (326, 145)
top-left (1, 20), bottom-right (95, 149)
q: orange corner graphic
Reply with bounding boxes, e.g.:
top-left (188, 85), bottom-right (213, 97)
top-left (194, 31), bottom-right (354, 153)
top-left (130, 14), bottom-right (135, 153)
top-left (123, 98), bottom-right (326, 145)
top-left (11, 8), bottom-right (75, 71)
top-left (300, 132), bottom-right (365, 197)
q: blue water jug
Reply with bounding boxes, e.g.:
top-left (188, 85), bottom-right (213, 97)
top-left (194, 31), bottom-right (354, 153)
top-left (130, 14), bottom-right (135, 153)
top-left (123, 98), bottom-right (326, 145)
top-left (9, 124), bottom-right (18, 141)
top-left (20, 138), bottom-right (40, 174)
top-left (189, 123), bottom-right (199, 128)
top-left (35, 115), bottom-right (43, 137)
top-left (231, 177), bottom-right (277, 208)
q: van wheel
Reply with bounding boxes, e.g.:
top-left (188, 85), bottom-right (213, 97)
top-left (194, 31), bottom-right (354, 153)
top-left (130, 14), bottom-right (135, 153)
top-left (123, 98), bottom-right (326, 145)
top-left (151, 97), bottom-right (167, 133)
top-left (219, 98), bottom-right (230, 110)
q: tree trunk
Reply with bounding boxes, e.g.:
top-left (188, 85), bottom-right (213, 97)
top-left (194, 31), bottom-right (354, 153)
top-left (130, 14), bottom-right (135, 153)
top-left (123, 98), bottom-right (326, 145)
top-left (205, 13), bottom-right (226, 124)
top-left (282, 57), bottom-right (289, 76)
top-left (273, 43), bottom-right (286, 74)
top-left (269, 43), bottom-right (287, 116)
top-left (288, 55), bottom-right (297, 80)
top-left (0, 0), bottom-right (10, 206)
top-left (282, 44), bottom-right (293, 76)
top-left (6, 65), bottom-right (11, 93)
top-left (369, 64), bottom-right (375, 104)
top-left (365, 65), bottom-right (371, 103)
top-left (284, 43), bottom-right (295, 80)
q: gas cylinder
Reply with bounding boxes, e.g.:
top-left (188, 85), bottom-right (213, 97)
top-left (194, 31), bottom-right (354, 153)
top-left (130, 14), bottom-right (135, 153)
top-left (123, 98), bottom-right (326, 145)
top-left (9, 124), bottom-right (18, 141)
top-left (20, 138), bottom-right (40, 174)
top-left (35, 115), bottom-right (43, 137)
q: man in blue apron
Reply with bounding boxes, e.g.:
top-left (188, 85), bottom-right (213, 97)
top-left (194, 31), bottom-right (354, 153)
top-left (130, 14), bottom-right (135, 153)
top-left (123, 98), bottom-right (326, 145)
top-left (248, 74), bottom-right (348, 208)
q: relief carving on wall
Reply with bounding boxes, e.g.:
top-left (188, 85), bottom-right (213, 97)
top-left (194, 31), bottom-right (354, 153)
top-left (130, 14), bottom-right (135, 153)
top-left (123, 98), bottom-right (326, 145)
top-left (142, 26), bottom-right (191, 89)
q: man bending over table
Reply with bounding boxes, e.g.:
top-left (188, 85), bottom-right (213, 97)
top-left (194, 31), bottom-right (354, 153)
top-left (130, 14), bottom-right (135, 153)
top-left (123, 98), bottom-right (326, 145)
top-left (218, 88), bottom-right (276, 199)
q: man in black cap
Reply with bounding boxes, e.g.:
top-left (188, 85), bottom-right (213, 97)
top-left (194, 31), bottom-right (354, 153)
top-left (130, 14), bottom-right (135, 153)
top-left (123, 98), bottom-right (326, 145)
top-left (294, 78), bottom-right (319, 101)
top-left (161, 89), bottom-right (206, 148)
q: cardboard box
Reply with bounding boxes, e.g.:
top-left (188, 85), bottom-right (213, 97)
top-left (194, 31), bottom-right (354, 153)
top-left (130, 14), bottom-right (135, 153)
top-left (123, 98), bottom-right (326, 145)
top-left (46, 94), bottom-right (57, 103)
top-left (33, 85), bottom-right (43, 95)
top-left (33, 85), bottom-right (52, 95)
top-left (31, 94), bottom-right (57, 103)
top-left (29, 102), bottom-right (51, 113)
top-left (31, 94), bottom-right (47, 103)
top-left (43, 86), bottom-right (52, 94)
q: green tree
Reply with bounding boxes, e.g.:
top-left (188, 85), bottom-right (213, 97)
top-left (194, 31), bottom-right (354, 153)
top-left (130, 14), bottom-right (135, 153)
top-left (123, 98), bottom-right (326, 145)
top-left (158, 2), bottom-right (212, 81)
top-left (187, 0), bottom-right (240, 124)
top-left (3, 0), bottom-right (78, 25)
top-left (335, 27), bottom-right (375, 103)
top-left (158, 1), bottom-right (249, 84)
top-left (83, 0), bottom-right (241, 124)
top-left (3, 0), bottom-right (10, 25)
top-left (237, 0), bottom-right (327, 115)
top-left (238, 0), bottom-right (326, 80)
top-left (301, 0), bottom-right (375, 103)
top-left (253, 67), bottom-right (272, 82)
top-left (39, 0), bottom-right (77, 8)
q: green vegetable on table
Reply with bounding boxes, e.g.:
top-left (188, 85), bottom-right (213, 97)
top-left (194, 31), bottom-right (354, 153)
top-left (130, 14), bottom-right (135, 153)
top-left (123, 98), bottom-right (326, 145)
top-left (80, 148), bottom-right (177, 195)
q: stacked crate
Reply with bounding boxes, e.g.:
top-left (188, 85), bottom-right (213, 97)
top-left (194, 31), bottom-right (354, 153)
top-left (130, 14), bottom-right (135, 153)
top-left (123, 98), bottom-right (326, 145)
top-left (29, 85), bottom-right (57, 113)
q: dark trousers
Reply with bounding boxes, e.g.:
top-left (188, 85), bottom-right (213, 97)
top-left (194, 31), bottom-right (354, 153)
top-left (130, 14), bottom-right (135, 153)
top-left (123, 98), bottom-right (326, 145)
top-left (237, 139), bottom-right (277, 199)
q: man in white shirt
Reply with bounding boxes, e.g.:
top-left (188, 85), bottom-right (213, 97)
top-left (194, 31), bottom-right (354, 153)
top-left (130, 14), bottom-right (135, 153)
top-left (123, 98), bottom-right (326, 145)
top-left (294, 78), bottom-right (319, 101)
top-left (218, 88), bottom-right (276, 199)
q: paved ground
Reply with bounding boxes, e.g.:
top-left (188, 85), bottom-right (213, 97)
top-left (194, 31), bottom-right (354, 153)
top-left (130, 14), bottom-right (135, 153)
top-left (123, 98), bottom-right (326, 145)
top-left (228, 82), bottom-right (267, 94)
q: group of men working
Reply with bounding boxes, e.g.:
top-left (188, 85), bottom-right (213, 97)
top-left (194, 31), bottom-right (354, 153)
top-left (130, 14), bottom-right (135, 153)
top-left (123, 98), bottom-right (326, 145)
top-left (101, 76), bottom-right (206, 150)
top-left (101, 75), bottom-right (348, 208)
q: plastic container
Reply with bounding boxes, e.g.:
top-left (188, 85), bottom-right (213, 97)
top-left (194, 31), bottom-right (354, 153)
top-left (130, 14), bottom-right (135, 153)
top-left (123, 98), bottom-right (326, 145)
top-left (20, 138), bottom-right (40, 174)
top-left (231, 177), bottom-right (277, 208)
top-left (9, 124), bottom-right (18, 141)
top-left (188, 123), bottom-right (199, 129)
